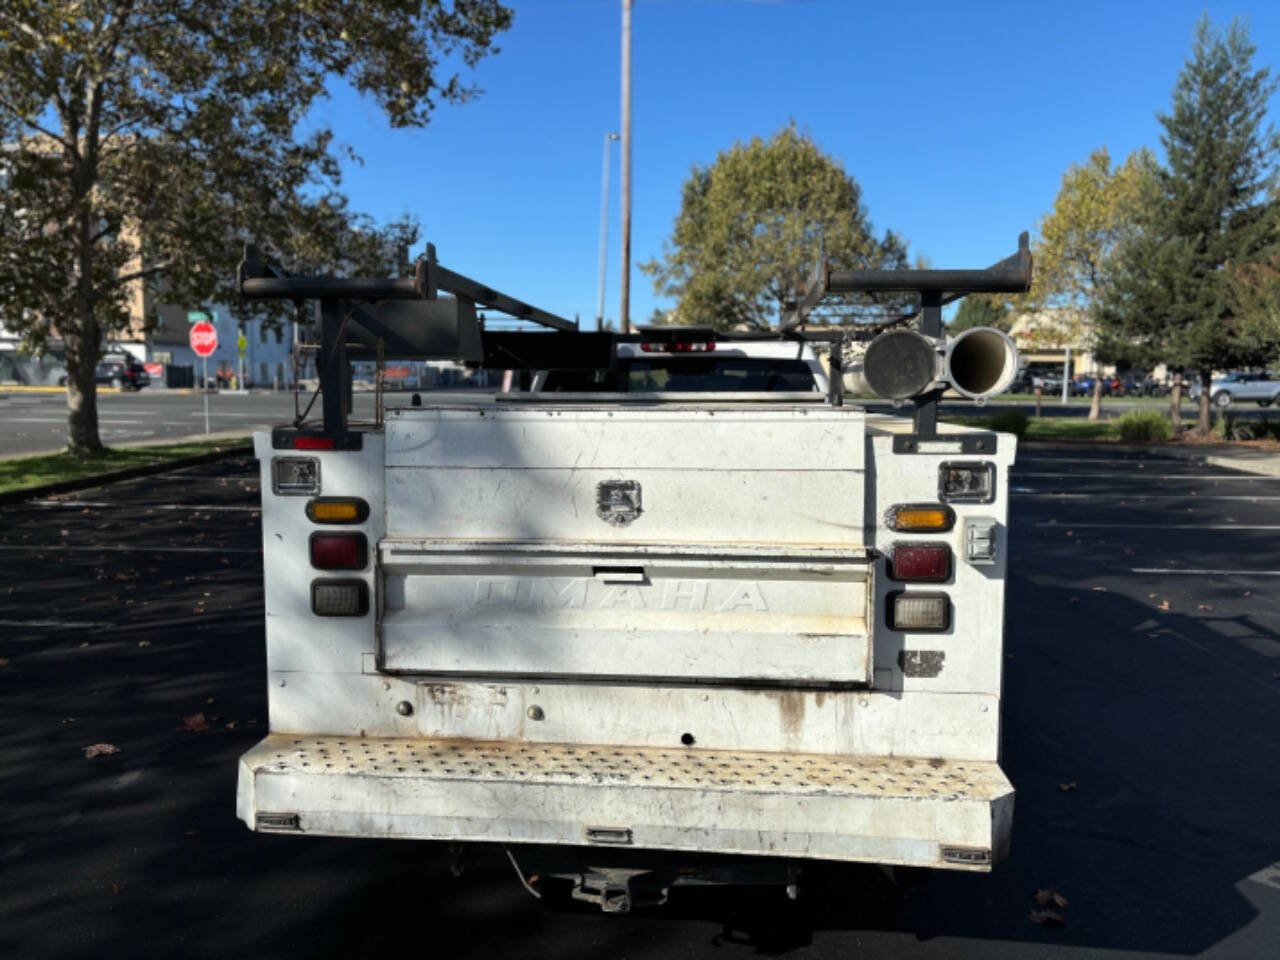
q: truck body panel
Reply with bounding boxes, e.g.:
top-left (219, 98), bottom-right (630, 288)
top-left (241, 408), bottom-right (1016, 872)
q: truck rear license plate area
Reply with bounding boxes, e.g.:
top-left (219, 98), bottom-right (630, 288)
top-left (378, 542), bottom-right (872, 684)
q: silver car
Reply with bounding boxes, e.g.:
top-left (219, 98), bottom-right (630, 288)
top-left (1190, 370), bottom-right (1280, 408)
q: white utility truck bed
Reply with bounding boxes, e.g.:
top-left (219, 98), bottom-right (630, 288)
top-left (233, 236), bottom-right (1031, 909)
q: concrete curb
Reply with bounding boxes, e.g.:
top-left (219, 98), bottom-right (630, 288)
top-left (0, 442), bottom-right (253, 506)
top-left (1203, 454), bottom-right (1280, 477)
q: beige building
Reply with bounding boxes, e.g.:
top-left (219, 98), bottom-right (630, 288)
top-left (1007, 308), bottom-right (1107, 377)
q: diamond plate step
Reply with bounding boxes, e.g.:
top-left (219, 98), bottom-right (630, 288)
top-left (237, 735), bottom-right (1013, 869)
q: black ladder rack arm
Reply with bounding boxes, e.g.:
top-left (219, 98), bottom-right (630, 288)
top-left (238, 243), bottom-right (576, 332)
top-left (780, 232), bottom-right (1033, 332)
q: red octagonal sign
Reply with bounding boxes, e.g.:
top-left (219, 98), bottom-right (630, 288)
top-left (189, 321), bottom-right (218, 357)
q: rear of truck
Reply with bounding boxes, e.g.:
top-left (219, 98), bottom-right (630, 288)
top-left (237, 401), bottom-right (1015, 883)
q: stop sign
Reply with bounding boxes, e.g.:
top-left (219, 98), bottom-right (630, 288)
top-left (189, 321), bottom-right (218, 357)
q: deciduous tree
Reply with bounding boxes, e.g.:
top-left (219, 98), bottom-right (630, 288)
top-left (641, 125), bottom-right (909, 330)
top-left (948, 295), bottom-right (1011, 334)
top-left (1027, 147), bottom-right (1156, 420)
top-left (0, 0), bottom-right (511, 454)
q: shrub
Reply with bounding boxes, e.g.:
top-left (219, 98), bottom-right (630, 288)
top-left (1116, 410), bottom-right (1173, 443)
top-left (987, 408), bottom-right (1030, 438)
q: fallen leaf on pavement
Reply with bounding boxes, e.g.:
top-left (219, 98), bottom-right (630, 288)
top-left (84, 743), bottom-right (121, 759)
top-left (1057, 782), bottom-right (1077, 793)
top-left (181, 713), bottom-right (210, 733)
top-left (1158, 600), bottom-right (1171, 611)
top-left (1029, 909), bottom-right (1066, 927)
top-left (1035, 888), bottom-right (1069, 908)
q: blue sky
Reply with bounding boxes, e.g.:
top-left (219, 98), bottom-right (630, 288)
top-left (308, 0), bottom-right (1280, 327)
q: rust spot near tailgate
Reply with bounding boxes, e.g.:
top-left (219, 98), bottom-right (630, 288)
top-left (898, 650), bottom-right (945, 678)
top-left (774, 690), bottom-right (806, 739)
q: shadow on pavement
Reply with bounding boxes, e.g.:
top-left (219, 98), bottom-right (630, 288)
top-left (0, 456), bottom-right (1278, 958)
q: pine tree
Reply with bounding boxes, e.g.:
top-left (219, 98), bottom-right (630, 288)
top-left (1102, 17), bottom-right (1280, 433)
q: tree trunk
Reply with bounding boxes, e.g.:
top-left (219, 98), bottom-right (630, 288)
top-left (1170, 375), bottom-right (1183, 434)
top-left (1088, 377), bottom-right (1103, 421)
top-left (1197, 369), bottom-right (1212, 435)
top-left (63, 316), bottom-right (104, 456)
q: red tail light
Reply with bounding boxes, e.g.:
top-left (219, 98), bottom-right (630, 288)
top-left (889, 543), bottom-right (952, 582)
top-left (294, 436), bottom-right (336, 450)
top-left (309, 532), bottom-right (367, 570)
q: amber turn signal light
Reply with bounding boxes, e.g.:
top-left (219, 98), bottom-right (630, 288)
top-left (886, 503), bottom-right (955, 533)
top-left (306, 497), bottom-right (369, 524)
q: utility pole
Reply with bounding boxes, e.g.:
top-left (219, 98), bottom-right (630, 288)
top-left (597, 132), bottom-right (620, 331)
top-left (619, 0), bottom-right (633, 333)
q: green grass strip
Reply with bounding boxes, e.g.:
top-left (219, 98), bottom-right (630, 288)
top-left (0, 438), bottom-right (250, 495)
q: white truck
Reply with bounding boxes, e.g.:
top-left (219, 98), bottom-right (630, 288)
top-left (234, 238), bottom-right (1031, 911)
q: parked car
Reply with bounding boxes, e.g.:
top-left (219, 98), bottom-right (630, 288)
top-left (1032, 373), bottom-right (1064, 393)
top-left (95, 356), bottom-right (150, 390)
top-left (1189, 370), bottom-right (1280, 408)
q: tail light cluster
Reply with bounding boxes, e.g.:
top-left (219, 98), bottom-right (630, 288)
top-left (305, 497), bottom-right (369, 617)
top-left (886, 501), bottom-right (954, 633)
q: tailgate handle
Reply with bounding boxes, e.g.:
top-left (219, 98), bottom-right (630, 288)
top-left (592, 566), bottom-right (647, 583)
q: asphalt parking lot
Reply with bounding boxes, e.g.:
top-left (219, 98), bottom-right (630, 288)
top-left (0, 389), bottom-right (381, 455)
top-left (1, 445), bottom-right (1278, 959)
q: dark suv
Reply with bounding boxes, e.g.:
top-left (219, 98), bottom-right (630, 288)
top-left (95, 357), bottom-right (150, 390)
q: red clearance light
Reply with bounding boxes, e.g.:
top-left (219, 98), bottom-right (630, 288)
top-left (890, 543), bottom-right (952, 582)
top-left (294, 436), bottom-right (335, 450)
top-left (309, 532), bottom-right (367, 570)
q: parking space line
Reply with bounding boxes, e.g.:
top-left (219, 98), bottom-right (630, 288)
top-left (1017, 457), bottom-right (1195, 465)
top-left (1034, 522), bottom-right (1280, 530)
top-left (1132, 567), bottom-right (1280, 576)
top-left (1012, 492), bottom-right (1280, 501)
top-left (1017, 472), bottom-right (1279, 480)
top-left (0, 619), bottom-right (115, 628)
top-left (0, 544), bottom-right (259, 554)
top-left (29, 500), bottom-right (258, 512)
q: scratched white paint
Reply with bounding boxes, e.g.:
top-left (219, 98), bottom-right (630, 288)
top-left (242, 408), bottom-right (1017, 871)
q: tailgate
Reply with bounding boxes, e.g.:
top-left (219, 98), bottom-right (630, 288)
top-left (379, 541), bottom-right (872, 683)
top-left (379, 405), bottom-right (868, 685)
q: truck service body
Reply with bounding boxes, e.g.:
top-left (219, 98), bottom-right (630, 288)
top-left (234, 237), bottom-right (1031, 908)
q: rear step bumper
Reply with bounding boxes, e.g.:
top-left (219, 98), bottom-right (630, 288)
top-left (237, 735), bottom-right (1013, 870)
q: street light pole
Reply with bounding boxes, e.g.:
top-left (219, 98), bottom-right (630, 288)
top-left (596, 132), bottom-right (620, 331)
top-left (619, 0), bottom-right (633, 334)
